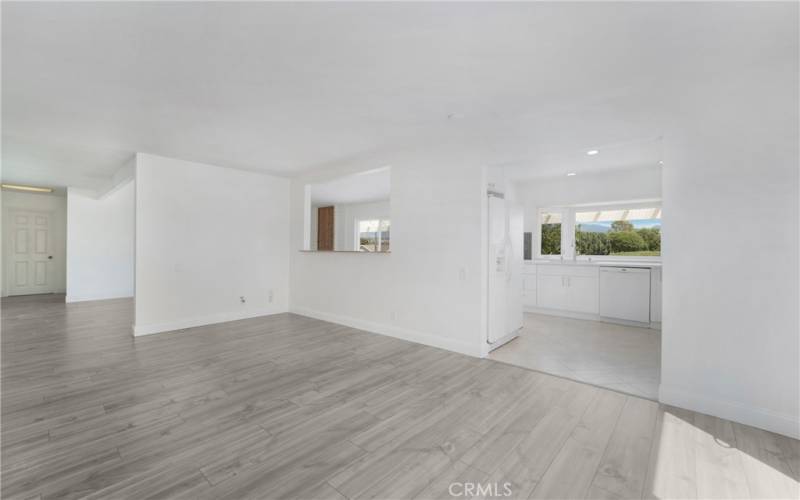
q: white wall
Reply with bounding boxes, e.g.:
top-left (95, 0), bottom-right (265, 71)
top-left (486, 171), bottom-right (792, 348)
top-left (1, 191), bottom-right (67, 296)
top-left (660, 65), bottom-right (799, 439)
top-left (290, 151), bottom-right (485, 357)
top-left (513, 166), bottom-right (663, 256)
top-left (134, 153), bottom-right (290, 336)
top-left (66, 181), bottom-right (135, 302)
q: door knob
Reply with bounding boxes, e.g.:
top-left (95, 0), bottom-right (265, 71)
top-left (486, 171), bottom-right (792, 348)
top-left (48, 256), bottom-right (53, 259)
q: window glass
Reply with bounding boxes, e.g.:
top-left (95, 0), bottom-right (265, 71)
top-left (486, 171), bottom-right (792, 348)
top-left (378, 219), bottom-right (390, 252)
top-left (358, 219), bottom-right (390, 252)
top-left (540, 211), bottom-right (562, 255)
top-left (575, 207), bottom-right (661, 257)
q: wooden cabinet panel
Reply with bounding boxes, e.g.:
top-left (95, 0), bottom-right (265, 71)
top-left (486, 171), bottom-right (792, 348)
top-left (317, 206), bottom-right (334, 251)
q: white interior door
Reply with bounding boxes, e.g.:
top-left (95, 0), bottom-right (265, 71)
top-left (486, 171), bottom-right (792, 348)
top-left (8, 210), bottom-right (56, 296)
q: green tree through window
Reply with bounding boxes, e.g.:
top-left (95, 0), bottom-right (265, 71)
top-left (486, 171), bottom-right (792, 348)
top-left (541, 224), bottom-right (561, 255)
top-left (611, 220), bottom-right (634, 232)
top-left (574, 207), bottom-right (661, 257)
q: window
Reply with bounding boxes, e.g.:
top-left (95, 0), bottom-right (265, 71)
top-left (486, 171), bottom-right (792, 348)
top-left (539, 210), bottom-right (562, 256)
top-left (356, 219), bottom-right (390, 252)
top-left (575, 206), bottom-right (661, 257)
top-left (535, 203), bottom-right (661, 260)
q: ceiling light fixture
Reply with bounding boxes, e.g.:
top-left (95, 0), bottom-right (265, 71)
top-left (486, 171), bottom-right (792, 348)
top-left (1, 184), bottom-right (53, 193)
top-left (567, 172), bottom-right (577, 177)
top-left (586, 150), bottom-right (599, 156)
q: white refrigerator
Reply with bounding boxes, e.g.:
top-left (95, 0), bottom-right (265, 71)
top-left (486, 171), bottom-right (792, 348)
top-left (487, 194), bottom-right (523, 349)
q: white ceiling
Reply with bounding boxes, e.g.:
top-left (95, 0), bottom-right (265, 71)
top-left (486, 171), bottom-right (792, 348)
top-left (2, 2), bottom-right (796, 190)
top-left (310, 167), bottom-right (390, 206)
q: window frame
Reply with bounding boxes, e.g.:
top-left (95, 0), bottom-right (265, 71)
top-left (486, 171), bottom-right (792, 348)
top-left (536, 201), bottom-right (662, 262)
top-left (536, 207), bottom-right (570, 260)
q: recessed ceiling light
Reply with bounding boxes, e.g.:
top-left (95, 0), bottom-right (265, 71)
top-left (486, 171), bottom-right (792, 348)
top-left (1, 183), bottom-right (53, 193)
top-left (658, 160), bottom-right (664, 165)
top-left (567, 172), bottom-right (577, 177)
top-left (586, 150), bottom-right (599, 156)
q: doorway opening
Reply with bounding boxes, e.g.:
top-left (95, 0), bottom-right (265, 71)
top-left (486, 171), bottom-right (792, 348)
top-left (485, 165), bottom-right (663, 400)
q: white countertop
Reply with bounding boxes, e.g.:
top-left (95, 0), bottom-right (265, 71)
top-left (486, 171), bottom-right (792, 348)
top-left (527, 259), bottom-right (661, 268)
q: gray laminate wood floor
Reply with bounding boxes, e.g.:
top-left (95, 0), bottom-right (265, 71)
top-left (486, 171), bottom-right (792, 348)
top-left (2, 294), bottom-right (798, 500)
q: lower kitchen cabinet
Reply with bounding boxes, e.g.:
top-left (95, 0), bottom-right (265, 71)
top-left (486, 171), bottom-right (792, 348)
top-left (536, 265), bottom-right (599, 314)
top-left (536, 274), bottom-right (567, 310)
top-left (529, 263), bottom-right (659, 326)
top-left (565, 274), bottom-right (599, 314)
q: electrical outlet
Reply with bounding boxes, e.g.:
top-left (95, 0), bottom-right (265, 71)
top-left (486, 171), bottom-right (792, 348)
top-left (390, 311), bottom-right (397, 321)
top-left (240, 296), bottom-right (246, 304)
top-left (268, 290), bottom-right (274, 303)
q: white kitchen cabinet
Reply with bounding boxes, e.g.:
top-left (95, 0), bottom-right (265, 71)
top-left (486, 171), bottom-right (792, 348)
top-left (522, 276), bottom-right (537, 307)
top-left (536, 274), bottom-right (567, 310)
top-left (535, 264), bottom-right (598, 314)
top-left (530, 262), bottom-right (658, 323)
top-left (522, 264), bottom-right (537, 307)
top-left (566, 275), bottom-right (599, 314)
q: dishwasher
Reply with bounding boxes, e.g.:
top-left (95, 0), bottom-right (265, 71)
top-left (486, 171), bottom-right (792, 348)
top-left (599, 267), bottom-right (651, 323)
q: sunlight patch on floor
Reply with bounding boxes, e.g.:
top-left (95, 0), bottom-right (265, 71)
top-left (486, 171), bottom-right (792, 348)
top-left (649, 410), bottom-right (798, 499)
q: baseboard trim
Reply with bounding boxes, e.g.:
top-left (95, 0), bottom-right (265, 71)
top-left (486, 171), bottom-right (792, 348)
top-left (3, 289), bottom-right (66, 297)
top-left (133, 308), bottom-right (286, 337)
top-left (659, 384), bottom-right (800, 439)
top-left (525, 306), bottom-right (660, 330)
top-left (66, 294), bottom-right (133, 303)
top-left (525, 306), bottom-right (599, 322)
top-left (290, 306), bottom-right (482, 358)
